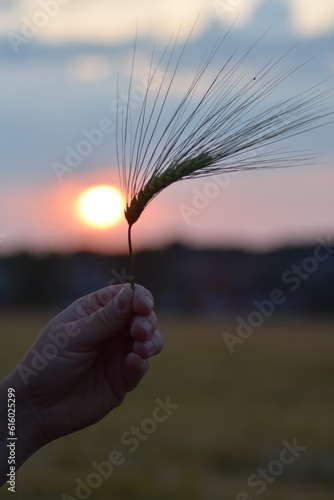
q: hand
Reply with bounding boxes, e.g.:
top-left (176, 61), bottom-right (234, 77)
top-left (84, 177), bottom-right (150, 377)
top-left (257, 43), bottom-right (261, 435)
top-left (7, 284), bottom-right (162, 459)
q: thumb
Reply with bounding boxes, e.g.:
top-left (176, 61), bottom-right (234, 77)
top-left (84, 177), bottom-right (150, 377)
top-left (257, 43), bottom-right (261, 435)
top-left (75, 286), bottom-right (134, 348)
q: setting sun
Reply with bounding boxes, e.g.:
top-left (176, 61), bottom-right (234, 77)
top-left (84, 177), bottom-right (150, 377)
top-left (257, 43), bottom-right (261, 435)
top-left (77, 185), bottom-right (124, 229)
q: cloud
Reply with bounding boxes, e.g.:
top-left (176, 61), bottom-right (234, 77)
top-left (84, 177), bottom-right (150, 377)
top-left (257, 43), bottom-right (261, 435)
top-left (287, 0), bottom-right (334, 37)
top-left (2, 0), bottom-right (334, 50)
top-left (66, 53), bottom-right (113, 81)
top-left (212, 0), bottom-right (264, 27)
top-left (0, 0), bottom-right (20, 12)
top-left (1, 0), bottom-right (210, 44)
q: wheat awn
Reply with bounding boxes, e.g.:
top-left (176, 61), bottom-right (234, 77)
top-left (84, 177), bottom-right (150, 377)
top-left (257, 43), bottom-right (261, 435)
top-left (116, 24), bottom-right (333, 289)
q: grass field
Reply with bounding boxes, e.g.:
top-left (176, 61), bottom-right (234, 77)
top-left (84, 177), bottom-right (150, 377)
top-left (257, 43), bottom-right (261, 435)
top-left (1, 310), bottom-right (334, 499)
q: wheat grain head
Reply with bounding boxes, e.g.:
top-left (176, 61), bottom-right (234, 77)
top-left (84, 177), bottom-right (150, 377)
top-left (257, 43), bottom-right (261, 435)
top-left (116, 24), bottom-right (333, 286)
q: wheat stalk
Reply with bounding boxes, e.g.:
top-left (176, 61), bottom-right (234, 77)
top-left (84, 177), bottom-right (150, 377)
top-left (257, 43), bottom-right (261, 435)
top-left (116, 25), bottom-right (333, 289)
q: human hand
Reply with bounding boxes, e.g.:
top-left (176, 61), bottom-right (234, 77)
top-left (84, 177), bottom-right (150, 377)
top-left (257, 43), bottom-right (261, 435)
top-left (8, 284), bottom-right (162, 459)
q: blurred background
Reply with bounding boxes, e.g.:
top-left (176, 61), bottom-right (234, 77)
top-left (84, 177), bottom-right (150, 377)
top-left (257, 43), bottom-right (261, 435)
top-left (0, 1), bottom-right (334, 499)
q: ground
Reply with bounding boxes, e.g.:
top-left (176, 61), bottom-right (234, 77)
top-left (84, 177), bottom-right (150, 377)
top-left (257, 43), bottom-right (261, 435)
top-left (1, 311), bottom-right (334, 499)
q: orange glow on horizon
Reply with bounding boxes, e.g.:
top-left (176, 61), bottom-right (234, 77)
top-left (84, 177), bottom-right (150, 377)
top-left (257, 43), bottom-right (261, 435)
top-left (77, 185), bottom-right (124, 229)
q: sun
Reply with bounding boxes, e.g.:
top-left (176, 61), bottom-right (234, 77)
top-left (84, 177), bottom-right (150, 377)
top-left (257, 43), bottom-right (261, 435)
top-left (77, 185), bottom-right (124, 229)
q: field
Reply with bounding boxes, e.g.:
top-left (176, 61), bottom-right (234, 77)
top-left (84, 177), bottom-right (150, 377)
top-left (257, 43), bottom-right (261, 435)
top-left (1, 310), bottom-right (334, 499)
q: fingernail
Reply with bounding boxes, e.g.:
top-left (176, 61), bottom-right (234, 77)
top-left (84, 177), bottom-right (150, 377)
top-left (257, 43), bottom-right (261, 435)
top-left (144, 296), bottom-right (154, 310)
top-left (142, 320), bottom-right (153, 338)
top-left (144, 339), bottom-right (155, 356)
top-left (115, 286), bottom-right (132, 312)
top-left (139, 357), bottom-right (147, 369)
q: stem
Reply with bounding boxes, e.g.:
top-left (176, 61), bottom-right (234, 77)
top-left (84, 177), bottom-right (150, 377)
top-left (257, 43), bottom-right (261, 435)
top-left (128, 224), bottom-right (135, 290)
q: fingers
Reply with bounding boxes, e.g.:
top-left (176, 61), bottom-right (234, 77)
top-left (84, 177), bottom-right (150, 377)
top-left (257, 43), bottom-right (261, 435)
top-left (74, 285), bottom-right (134, 347)
top-left (121, 353), bottom-right (150, 392)
top-left (132, 284), bottom-right (154, 316)
top-left (76, 283), bottom-right (153, 319)
top-left (119, 303), bottom-right (162, 393)
top-left (132, 328), bottom-right (163, 359)
top-left (119, 322), bottom-right (162, 394)
top-left (125, 352), bottom-right (149, 372)
top-left (130, 311), bottom-right (157, 341)
top-left (130, 306), bottom-right (163, 358)
top-left (68, 283), bottom-right (156, 348)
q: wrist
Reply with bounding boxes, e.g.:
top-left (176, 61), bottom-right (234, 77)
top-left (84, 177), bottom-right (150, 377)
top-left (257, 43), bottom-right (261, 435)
top-left (0, 370), bottom-right (47, 485)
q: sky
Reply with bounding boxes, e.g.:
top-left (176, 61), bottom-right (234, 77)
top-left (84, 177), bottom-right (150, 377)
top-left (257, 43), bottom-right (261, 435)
top-left (0, 0), bottom-right (334, 255)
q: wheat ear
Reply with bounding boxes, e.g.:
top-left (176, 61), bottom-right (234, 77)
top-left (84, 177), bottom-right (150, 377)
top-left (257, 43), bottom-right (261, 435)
top-left (125, 153), bottom-right (212, 226)
top-left (117, 26), bottom-right (333, 289)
